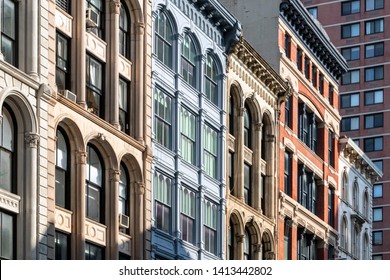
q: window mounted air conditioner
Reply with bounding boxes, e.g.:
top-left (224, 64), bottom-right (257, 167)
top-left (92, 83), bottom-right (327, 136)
top-left (86, 8), bottom-right (99, 28)
top-left (59, 89), bottom-right (77, 102)
top-left (119, 213), bottom-right (130, 229)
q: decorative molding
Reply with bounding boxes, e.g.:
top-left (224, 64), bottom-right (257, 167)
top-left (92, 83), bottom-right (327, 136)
top-left (55, 6), bottom-right (73, 38)
top-left (54, 207), bottom-right (72, 233)
top-left (25, 133), bottom-right (40, 148)
top-left (119, 55), bottom-right (132, 81)
top-left (0, 190), bottom-right (20, 214)
top-left (85, 32), bottom-right (107, 63)
top-left (118, 232), bottom-right (132, 256)
top-left (85, 219), bottom-right (107, 246)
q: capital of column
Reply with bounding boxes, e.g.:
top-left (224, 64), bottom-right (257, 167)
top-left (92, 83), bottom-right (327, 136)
top-left (110, 0), bottom-right (121, 14)
top-left (111, 169), bottom-right (121, 182)
top-left (237, 234), bottom-right (245, 243)
top-left (136, 182), bottom-right (145, 195)
top-left (135, 22), bottom-right (145, 35)
top-left (255, 122), bottom-right (263, 131)
top-left (77, 151), bottom-right (87, 165)
top-left (25, 133), bottom-right (40, 148)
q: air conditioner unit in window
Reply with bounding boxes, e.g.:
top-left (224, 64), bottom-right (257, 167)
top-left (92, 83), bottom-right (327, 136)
top-left (86, 8), bottom-right (99, 28)
top-left (59, 89), bottom-right (77, 102)
top-left (119, 213), bottom-right (130, 229)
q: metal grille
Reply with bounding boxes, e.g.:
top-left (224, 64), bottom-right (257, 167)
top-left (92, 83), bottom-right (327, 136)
top-left (56, 0), bottom-right (69, 13)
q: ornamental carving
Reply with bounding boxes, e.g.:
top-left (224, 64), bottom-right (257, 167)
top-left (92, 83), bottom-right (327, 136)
top-left (25, 133), bottom-right (40, 148)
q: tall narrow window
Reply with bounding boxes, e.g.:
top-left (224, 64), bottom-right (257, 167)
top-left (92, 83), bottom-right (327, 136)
top-left (204, 54), bottom-right (218, 105)
top-left (228, 151), bottom-right (234, 193)
top-left (119, 78), bottom-right (129, 133)
top-left (244, 228), bottom-right (252, 260)
top-left (285, 95), bottom-right (292, 128)
top-left (86, 55), bottom-right (104, 117)
top-left (119, 3), bottom-right (130, 58)
top-left (55, 128), bottom-right (70, 209)
top-left (312, 65), bottom-right (317, 87)
top-left (56, 33), bottom-right (70, 90)
top-left (328, 130), bottom-right (334, 167)
top-left (328, 188), bottom-right (334, 227)
top-left (154, 171), bottom-right (171, 233)
top-left (119, 163), bottom-right (129, 234)
top-left (244, 105), bottom-right (252, 148)
top-left (180, 188), bottom-right (196, 245)
top-left (55, 231), bottom-right (70, 260)
top-left (284, 219), bottom-right (292, 260)
top-left (154, 10), bottom-right (172, 68)
top-left (228, 95), bottom-right (234, 135)
top-left (284, 151), bottom-right (292, 196)
top-left (244, 164), bottom-right (252, 206)
top-left (203, 200), bottom-right (217, 255)
top-left (86, 0), bottom-right (104, 39)
top-left (328, 85), bottom-right (334, 106)
top-left (343, 172), bottom-right (348, 202)
top-left (180, 107), bottom-right (196, 164)
top-left (284, 33), bottom-right (291, 59)
top-left (85, 144), bottom-right (104, 223)
top-left (85, 242), bottom-right (104, 260)
top-left (1, 0), bottom-right (17, 66)
top-left (297, 48), bottom-right (303, 71)
top-left (341, 218), bottom-right (348, 249)
top-left (0, 211), bottom-right (14, 259)
top-left (228, 220), bottom-right (235, 260)
top-left (154, 88), bottom-right (172, 149)
top-left (0, 107), bottom-right (15, 193)
top-left (319, 74), bottom-right (324, 95)
top-left (304, 57), bottom-right (310, 79)
top-left (204, 125), bottom-right (218, 179)
top-left (181, 34), bottom-right (196, 87)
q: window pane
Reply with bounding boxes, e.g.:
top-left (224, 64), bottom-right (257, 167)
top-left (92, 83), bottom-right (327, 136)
top-left (373, 208), bottom-right (382, 221)
top-left (373, 184), bottom-right (383, 198)
top-left (55, 168), bottom-right (66, 208)
top-left (0, 150), bottom-right (12, 192)
top-left (86, 184), bottom-right (100, 221)
top-left (2, 0), bottom-right (16, 38)
top-left (0, 212), bottom-right (13, 259)
top-left (55, 231), bottom-right (69, 260)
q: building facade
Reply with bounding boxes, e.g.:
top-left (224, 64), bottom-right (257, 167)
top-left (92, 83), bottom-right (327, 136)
top-left (150, 0), bottom-right (241, 260)
top-left (0, 0), bottom-right (153, 260)
top-left (226, 38), bottom-right (289, 260)
top-left (219, 0), bottom-right (348, 259)
top-left (302, 0), bottom-right (390, 260)
top-left (338, 137), bottom-right (382, 260)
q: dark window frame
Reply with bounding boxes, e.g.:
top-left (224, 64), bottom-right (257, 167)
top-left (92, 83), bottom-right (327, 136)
top-left (365, 89), bottom-right (384, 105)
top-left (342, 0), bottom-right (361, 15)
top-left (365, 42), bottom-right (384, 58)
top-left (364, 113), bottom-right (383, 129)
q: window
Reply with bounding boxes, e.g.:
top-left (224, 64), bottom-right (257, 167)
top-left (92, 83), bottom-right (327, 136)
top-left (373, 207), bottom-right (383, 221)
top-left (364, 136), bottom-right (383, 152)
top-left (328, 188), bottom-right (334, 227)
top-left (304, 56), bottom-right (310, 79)
top-left (297, 48), bottom-right (303, 71)
top-left (312, 65), bottom-right (317, 87)
top-left (0, 211), bottom-right (14, 259)
top-left (180, 188), bottom-right (196, 245)
top-left (85, 144), bottom-right (104, 223)
top-left (298, 165), bottom-right (317, 214)
top-left (373, 255), bottom-right (383, 260)
top-left (342, 172), bottom-right (349, 202)
top-left (363, 192), bottom-right (369, 218)
top-left (244, 105), bottom-right (252, 148)
top-left (244, 228), bottom-right (252, 260)
top-left (284, 33), bottom-right (291, 59)
top-left (154, 10), bottom-right (173, 68)
top-left (55, 231), bottom-right (70, 260)
top-left (0, 107), bottom-right (15, 193)
top-left (341, 46), bottom-right (360, 61)
top-left (228, 152), bottom-right (234, 192)
top-left (307, 7), bottom-right (318, 19)
top-left (353, 138), bottom-right (360, 146)
top-left (203, 200), bottom-right (217, 255)
top-left (341, 116), bottom-right (359, 131)
top-left (119, 3), bottom-right (130, 58)
top-left (181, 34), bottom-right (196, 87)
top-left (341, 23), bottom-right (360, 38)
top-left (298, 103), bottom-right (318, 153)
top-left (342, 70), bottom-right (360, 84)
top-left (373, 183), bottom-right (383, 198)
top-left (365, 42), bottom-right (384, 58)
top-left (364, 113), bottom-right (383, 128)
top-left (244, 164), bottom-right (252, 206)
top-left (365, 19), bottom-right (384, 35)
top-left (365, 89), bottom-right (383, 105)
top-left (353, 182), bottom-right (359, 210)
top-left (285, 95), bottom-right (292, 128)
top-left (366, 0), bottom-right (384, 11)
top-left (365, 66), bottom-right (384, 82)
top-left (284, 219), bottom-right (292, 260)
top-left (85, 242), bottom-right (104, 260)
top-left (180, 107), bottom-right (196, 165)
top-left (373, 160), bottom-right (383, 172)
top-left (86, 55), bottom-right (104, 117)
top-left (56, 33), bottom-right (70, 90)
top-left (56, 0), bottom-right (70, 13)
top-left (362, 234), bottom-right (369, 259)
top-left (342, 0), bottom-right (360, 15)
top-left (340, 93), bottom-right (359, 108)
top-left (319, 74), bottom-right (324, 95)
top-left (154, 171), bottom-right (171, 233)
top-left (55, 128), bottom-right (70, 209)
top-left (204, 54), bottom-right (218, 105)
top-left (329, 85), bottom-right (334, 106)
top-left (1, 0), bottom-right (17, 66)
top-left (119, 163), bottom-right (129, 233)
top-left (154, 88), bottom-right (172, 149)
top-left (373, 231), bottom-right (383, 245)
top-left (119, 79), bottom-right (129, 133)
top-left (86, 0), bottom-right (104, 39)
top-left (328, 130), bottom-right (334, 167)
top-left (204, 125), bottom-right (218, 179)
top-left (228, 95), bottom-right (234, 135)
top-left (284, 151), bottom-right (292, 196)
top-left (298, 230), bottom-right (317, 260)
top-left (341, 218), bottom-right (348, 249)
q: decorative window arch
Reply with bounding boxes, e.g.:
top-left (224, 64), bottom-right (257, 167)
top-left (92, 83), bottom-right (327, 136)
top-left (353, 181), bottom-right (359, 210)
top-left (154, 10), bottom-right (173, 68)
top-left (363, 190), bottom-right (369, 218)
top-left (204, 53), bottom-right (218, 105)
top-left (55, 127), bottom-right (70, 209)
top-left (119, 162), bottom-right (130, 234)
top-left (181, 33), bottom-right (196, 87)
top-left (244, 103), bottom-right (252, 148)
top-left (119, 1), bottom-right (131, 59)
top-left (342, 171), bottom-right (348, 202)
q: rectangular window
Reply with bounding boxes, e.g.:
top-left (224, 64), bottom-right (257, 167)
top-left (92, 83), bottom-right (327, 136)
top-left (284, 151), bottom-right (292, 196)
top-left (204, 125), bottom-right (218, 179)
top-left (297, 48), bottom-right (303, 71)
top-left (85, 242), bottom-right (104, 260)
top-left (365, 19), bottom-right (384, 35)
top-left (365, 113), bottom-right (383, 128)
top-left (285, 95), bottom-right (292, 128)
top-left (86, 55), bottom-right (104, 117)
top-left (56, 0), bottom-right (70, 14)
top-left (365, 42), bottom-right (384, 58)
top-left (341, 116), bottom-right (359, 131)
top-left (365, 89), bottom-right (384, 105)
top-left (312, 65), bottom-right (317, 87)
top-left (298, 166), bottom-right (317, 214)
top-left (342, 70), bottom-right (360, 85)
top-left (0, 211), bottom-right (14, 259)
top-left (228, 152), bottom-right (234, 192)
top-left (180, 107), bottom-right (196, 165)
top-left (373, 231), bottom-right (383, 245)
top-left (373, 255), bottom-right (383, 260)
top-left (340, 93), bottom-right (359, 108)
top-left (1, 0), bottom-right (17, 66)
top-left (342, 0), bottom-right (360, 15)
top-left (365, 66), bottom-right (384, 82)
top-left (285, 33), bottom-right (291, 59)
top-left (328, 131), bottom-right (334, 167)
top-left (244, 164), bottom-right (251, 206)
top-left (298, 104), bottom-right (318, 153)
top-left (366, 0), bottom-right (384, 11)
top-left (373, 160), bottom-right (383, 172)
top-left (180, 188), bottom-right (196, 245)
top-left (55, 231), bottom-right (70, 260)
top-left (341, 46), bottom-right (360, 61)
top-left (203, 200), bottom-right (217, 255)
top-left (154, 88), bottom-right (172, 149)
top-left (319, 74), bottom-right (324, 95)
top-left (329, 85), bottom-right (334, 106)
top-left (373, 183), bottom-right (383, 198)
top-left (154, 171), bottom-right (172, 233)
top-left (341, 23), bottom-right (360, 38)
top-left (364, 136), bottom-right (383, 152)
top-left (328, 188), bottom-right (334, 227)
top-left (119, 79), bottom-right (129, 133)
top-left (373, 207), bottom-right (383, 221)
top-left (304, 56), bottom-right (310, 79)
top-left (56, 33), bottom-right (70, 91)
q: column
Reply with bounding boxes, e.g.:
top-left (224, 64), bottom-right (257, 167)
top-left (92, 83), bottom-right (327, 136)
top-left (109, 1), bottom-right (121, 128)
top-left (135, 22), bottom-right (145, 141)
top-left (290, 220), bottom-right (298, 260)
top-left (253, 122), bottom-right (262, 211)
top-left (75, 151), bottom-right (87, 259)
top-left (24, 133), bottom-right (40, 259)
top-left (26, 0), bottom-right (39, 78)
top-left (109, 169), bottom-right (120, 259)
top-left (76, 0), bottom-right (87, 108)
top-left (134, 182), bottom-right (145, 259)
top-left (236, 234), bottom-right (245, 260)
top-left (236, 106), bottom-right (244, 201)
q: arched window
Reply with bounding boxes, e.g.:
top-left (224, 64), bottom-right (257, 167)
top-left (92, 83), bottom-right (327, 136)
top-left (55, 128), bottom-right (70, 209)
top-left (353, 181), bottom-right (359, 210)
top-left (85, 144), bottom-right (104, 223)
top-left (244, 228), bottom-right (252, 260)
top-left (244, 105), bottom-right (252, 148)
top-left (228, 93), bottom-right (234, 135)
top-left (154, 10), bottom-right (172, 68)
top-left (228, 219), bottom-right (235, 260)
top-left (342, 172), bottom-right (348, 203)
top-left (363, 191), bottom-right (369, 218)
top-left (1, 0), bottom-right (17, 66)
top-left (154, 171), bottom-right (171, 233)
top-left (352, 224), bottom-right (359, 258)
top-left (341, 217), bottom-right (348, 250)
top-left (0, 106), bottom-right (15, 193)
top-left (362, 233), bottom-right (369, 260)
top-left (86, 0), bottom-right (104, 39)
top-left (181, 34), bottom-right (196, 87)
top-left (204, 54), bottom-right (218, 105)
top-left (119, 2), bottom-right (130, 58)
top-left (119, 163), bottom-right (129, 234)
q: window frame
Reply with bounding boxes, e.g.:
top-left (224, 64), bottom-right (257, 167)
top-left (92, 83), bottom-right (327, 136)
top-left (364, 136), bottom-right (383, 152)
top-left (180, 187), bottom-right (196, 245)
top-left (373, 207), bottom-right (383, 222)
top-left (119, 2), bottom-right (130, 59)
top-left (340, 92), bottom-right (360, 109)
top-left (204, 54), bottom-right (218, 105)
top-left (154, 88), bottom-right (172, 149)
top-left (341, 46), bottom-right (360, 61)
top-left (341, 23), bottom-right (360, 39)
top-left (341, 116), bottom-right (360, 132)
top-left (154, 10), bottom-right (173, 68)
top-left (342, 0), bottom-right (361, 16)
top-left (364, 113), bottom-right (383, 129)
top-left (119, 78), bottom-right (130, 133)
top-left (55, 127), bottom-right (70, 210)
top-left (55, 230), bottom-right (70, 260)
top-left (1, 0), bottom-right (18, 66)
top-left (153, 171), bottom-right (172, 233)
top-left (365, 18), bottom-right (384, 35)
top-left (180, 107), bottom-right (196, 165)
top-left (365, 0), bottom-right (384, 11)
top-left (86, 54), bottom-right (104, 117)
top-left (342, 69), bottom-right (360, 85)
top-left (365, 42), bottom-right (384, 58)
top-left (181, 33), bottom-right (197, 88)
top-left (373, 183), bottom-right (383, 198)
top-left (204, 124), bottom-right (218, 179)
top-left (56, 32), bottom-right (70, 91)
top-left (365, 65), bottom-right (384, 82)
top-left (373, 231), bottom-right (383, 245)
top-left (365, 89), bottom-right (383, 105)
